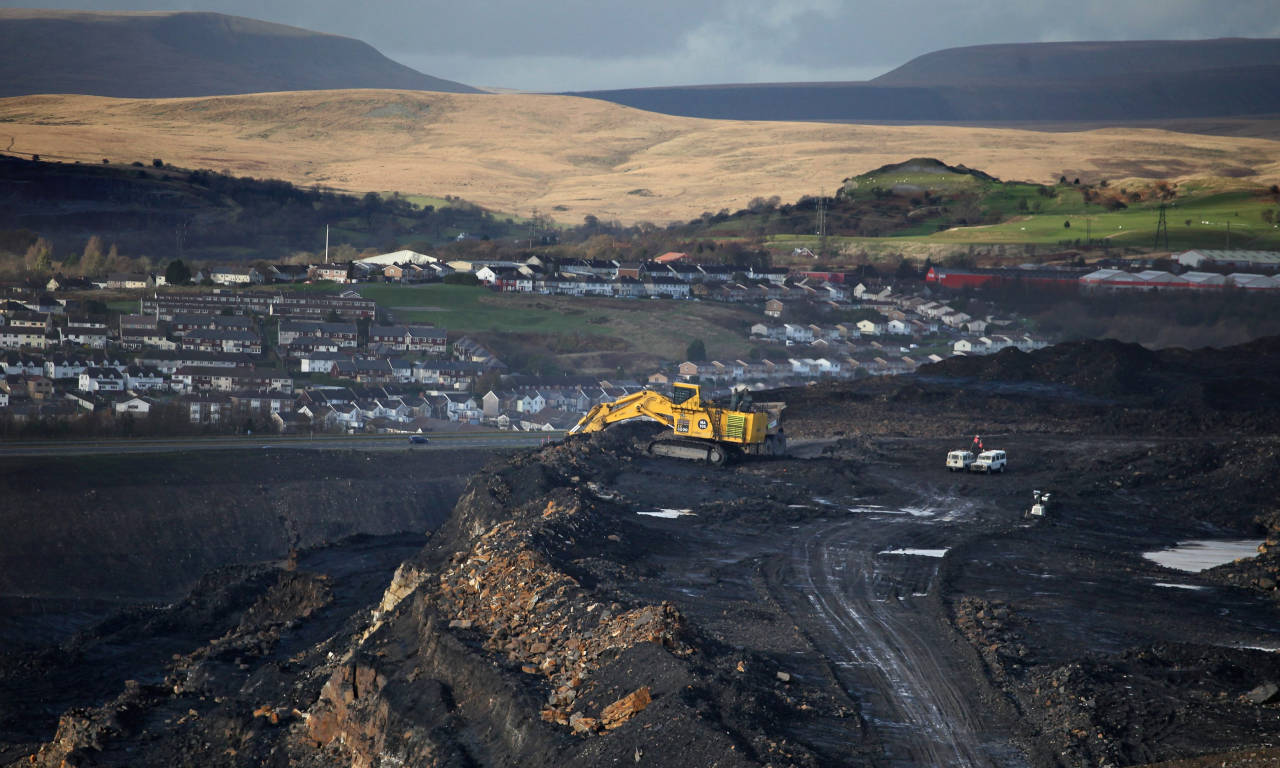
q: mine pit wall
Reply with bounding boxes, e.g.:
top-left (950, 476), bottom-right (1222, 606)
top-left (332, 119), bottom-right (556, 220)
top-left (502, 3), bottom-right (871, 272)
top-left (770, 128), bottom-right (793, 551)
top-left (0, 448), bottom-right (494, 641)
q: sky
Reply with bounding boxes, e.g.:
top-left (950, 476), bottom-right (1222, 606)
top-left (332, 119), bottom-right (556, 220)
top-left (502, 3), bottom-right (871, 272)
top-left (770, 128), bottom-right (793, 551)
top-left (7, 0), bottom-right (1280, 91)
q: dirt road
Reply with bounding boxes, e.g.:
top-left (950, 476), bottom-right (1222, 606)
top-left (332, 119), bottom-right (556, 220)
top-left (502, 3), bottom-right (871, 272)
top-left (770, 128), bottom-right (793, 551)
top-left (775, 503), bottom-right (1023, 767)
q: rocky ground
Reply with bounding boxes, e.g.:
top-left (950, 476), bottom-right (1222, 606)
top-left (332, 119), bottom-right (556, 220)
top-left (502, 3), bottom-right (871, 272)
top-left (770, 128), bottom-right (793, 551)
top-left (6, 337), bottom-right (1280, 767)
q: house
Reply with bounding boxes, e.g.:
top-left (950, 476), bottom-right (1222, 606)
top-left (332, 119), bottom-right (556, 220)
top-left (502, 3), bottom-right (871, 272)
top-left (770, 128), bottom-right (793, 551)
top-left (855, 319), bottom-right (883, 336)
top-left (516, 391), bottom-right (546, 413)
top-left (0, 325), bottom-right (51, 349)
top-left (78, 367), bottom-right (125, 392)
top-left (953, 338), bottom-right (987, 354)
top-left (229, 391), bottom-right (297, 421)
top-left (208, 266), bottom-right (265, 285)
top-left (44, 355), bottom-right (87, 380)
top-left (119, 327), bottom-right (176, 351)
top-left (180, 328), bottom-right (263, 355)
top-left (46, 275), bottom-right (96, 291)
top-left (104, 273), bottom-right (152, 290)
top-left (182, 392), bottom-right (232, 424)
top-left (124, 365), bottom-right (168, 391)
top-left (277, 320), bottom-right (359, 348)
top-left (886, 319), bottom-right (910, 336)
top-left (764, 299), bottom-right (784, 318)
top-left (747, 266), bottom-right (790, 284)
top-left (309, 263), bottom-right (354, 283)
top-left (113, 395), bottom-right (156, 416)
top-left (783, 324), bottom-right (814, 343)
top-left (60, 323), bottom-right (109, 349)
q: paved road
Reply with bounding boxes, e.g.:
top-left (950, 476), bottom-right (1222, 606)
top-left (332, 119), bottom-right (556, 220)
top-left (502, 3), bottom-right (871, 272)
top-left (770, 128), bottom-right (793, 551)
top-left (0, 431), bottom-right (565, 457)
top-left (768, 494), bottom-right (1026, 767)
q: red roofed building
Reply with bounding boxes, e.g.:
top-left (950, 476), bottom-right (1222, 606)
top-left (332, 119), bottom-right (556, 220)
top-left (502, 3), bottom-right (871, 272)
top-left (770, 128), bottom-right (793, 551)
top-left (655, 252), bottom-right (689, 264)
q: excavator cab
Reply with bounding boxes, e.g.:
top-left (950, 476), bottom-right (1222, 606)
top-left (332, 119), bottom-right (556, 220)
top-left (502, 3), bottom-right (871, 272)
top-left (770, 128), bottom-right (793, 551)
top-left (671, 382), bottom-right (701, 406)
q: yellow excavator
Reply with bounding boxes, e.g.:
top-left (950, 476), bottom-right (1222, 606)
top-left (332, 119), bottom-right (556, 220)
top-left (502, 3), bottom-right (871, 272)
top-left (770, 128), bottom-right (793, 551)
top-left (568, 382), bottom-right (785, 466)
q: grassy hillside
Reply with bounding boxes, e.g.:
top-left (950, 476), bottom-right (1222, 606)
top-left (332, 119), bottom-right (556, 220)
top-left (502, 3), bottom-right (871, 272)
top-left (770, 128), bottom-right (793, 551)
top-left (0, 156), bottom-right (522, 263)
top-left (0, 9), bottom-right (476, 98)
top-left (2, 90), bottom-right (1278, 227)
top-left (337, 284), bottom-right (761, 375)
top-left (672, 159), bottom-right (1280, 253)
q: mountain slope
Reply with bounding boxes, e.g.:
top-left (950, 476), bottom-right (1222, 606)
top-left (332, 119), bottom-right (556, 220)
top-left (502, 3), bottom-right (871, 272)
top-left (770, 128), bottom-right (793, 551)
top-left (0, 9), bottom-right (477, 98)
top-left (2, 90), bottom-right (1278, 225)
top-left (873, 37), bottom-right (1280, 86)
top-left (571, 38), bottom-right (1280, 123)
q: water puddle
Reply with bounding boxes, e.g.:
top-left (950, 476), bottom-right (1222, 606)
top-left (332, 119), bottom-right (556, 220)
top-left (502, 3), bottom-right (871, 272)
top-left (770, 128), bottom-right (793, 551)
top-left (1153, 582), bottom-right (1207, 591)
top-left (1143, 539), bottom-right (1262, 573)
top-left (637, 508), bottom-right (695, 519)
top-left (878, 548), bottom-right (949, 558)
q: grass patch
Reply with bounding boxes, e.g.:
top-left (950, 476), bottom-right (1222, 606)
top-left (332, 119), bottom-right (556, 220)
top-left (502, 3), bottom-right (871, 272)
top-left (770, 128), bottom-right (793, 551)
top-left (356, 284), bottom-right (761, 370)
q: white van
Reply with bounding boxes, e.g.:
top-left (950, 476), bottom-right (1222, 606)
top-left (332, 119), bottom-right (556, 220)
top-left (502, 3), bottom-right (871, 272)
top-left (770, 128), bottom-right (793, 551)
top-left (969, 450), bottom-right (1007, 473)
top-left (946, 450), bottom-right (974, 471)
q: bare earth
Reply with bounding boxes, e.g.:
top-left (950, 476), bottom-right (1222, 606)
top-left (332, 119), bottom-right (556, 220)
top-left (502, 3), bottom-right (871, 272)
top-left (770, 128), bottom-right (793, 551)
top-left (3, 89), bottom-right (1278, 224)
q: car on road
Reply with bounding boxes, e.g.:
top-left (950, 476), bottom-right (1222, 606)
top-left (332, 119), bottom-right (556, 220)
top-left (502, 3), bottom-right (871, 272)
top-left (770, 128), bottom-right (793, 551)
top-left (945, 450), bottom-right (974, 471)
top-left (408, 435), bottom-right (429, 445)
top-left (969, 450), bottom-right (1007, 473)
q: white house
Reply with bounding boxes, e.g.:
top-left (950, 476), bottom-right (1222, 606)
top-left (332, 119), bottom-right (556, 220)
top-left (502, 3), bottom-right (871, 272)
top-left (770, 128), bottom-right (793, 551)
top-left (885, 319), bottom-right (910, 335)
top-left (783, 324), bottom-right (814, 343)
top-left (78, 367), bottom-right (125, 392)
top-left (953, 338), bottom-right (987, 355)
top-left (113, 395), bottom-right (155, 416)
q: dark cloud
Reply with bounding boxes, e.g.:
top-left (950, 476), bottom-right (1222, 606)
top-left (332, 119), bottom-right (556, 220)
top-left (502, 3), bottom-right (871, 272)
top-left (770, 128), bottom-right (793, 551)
top-left (5, 0), bottom-right (1278, 90)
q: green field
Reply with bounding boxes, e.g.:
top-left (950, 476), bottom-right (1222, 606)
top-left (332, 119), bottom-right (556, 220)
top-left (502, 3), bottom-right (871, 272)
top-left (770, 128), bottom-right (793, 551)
top-left (323, 284), bottom-right (761, 373)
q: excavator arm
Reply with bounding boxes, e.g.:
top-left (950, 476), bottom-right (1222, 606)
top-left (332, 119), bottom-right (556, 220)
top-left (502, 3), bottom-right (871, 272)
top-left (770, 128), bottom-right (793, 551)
top-left (568, 390), bottom-right (679, 435)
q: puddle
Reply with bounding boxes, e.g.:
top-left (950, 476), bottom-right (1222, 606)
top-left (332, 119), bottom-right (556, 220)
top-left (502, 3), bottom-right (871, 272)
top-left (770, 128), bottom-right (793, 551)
top-left (878, 548), bottom-right (949, 558)
top-left (637, 508), bottom-right (695, 519)
top-left (1153, 582), bottom-right (1207, 591)
top-left (1143, 539), bottom-right (1263, 573)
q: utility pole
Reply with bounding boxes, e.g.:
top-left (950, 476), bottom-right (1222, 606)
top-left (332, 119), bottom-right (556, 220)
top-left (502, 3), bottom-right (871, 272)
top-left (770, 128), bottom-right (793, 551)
top-left (1153, 204), bottom-right (1169, 251)
top-left (324, 224), bottom-right (330, 264)
top-left (816, 194), bottom-right (828, 257)
top-left (1226, 221), bottom-right (1231, 250)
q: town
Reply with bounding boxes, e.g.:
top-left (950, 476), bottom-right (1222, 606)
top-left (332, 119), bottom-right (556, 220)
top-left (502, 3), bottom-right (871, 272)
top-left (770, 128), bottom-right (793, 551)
top-left (3, 246), bottom-right (1277, 436)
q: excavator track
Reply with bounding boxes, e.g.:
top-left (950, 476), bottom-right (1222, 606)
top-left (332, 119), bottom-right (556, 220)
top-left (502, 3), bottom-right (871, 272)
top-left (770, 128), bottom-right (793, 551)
top-left (646, 438), bottom-right (733, 466)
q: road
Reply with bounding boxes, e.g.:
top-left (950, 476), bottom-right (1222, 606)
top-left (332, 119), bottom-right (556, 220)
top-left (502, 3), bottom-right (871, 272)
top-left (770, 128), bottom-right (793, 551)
top-left (0, 431), bottom-right (564, 457)
top-left (768, 494), bottom-right (1026, 767)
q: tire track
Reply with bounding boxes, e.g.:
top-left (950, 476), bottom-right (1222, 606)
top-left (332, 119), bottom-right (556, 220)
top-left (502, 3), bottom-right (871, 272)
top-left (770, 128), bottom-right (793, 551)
top-left (775, 507), bottom-right (1025, 767)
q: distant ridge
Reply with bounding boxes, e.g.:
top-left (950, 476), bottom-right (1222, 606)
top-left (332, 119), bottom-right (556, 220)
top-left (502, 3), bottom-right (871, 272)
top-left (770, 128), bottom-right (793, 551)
top-left (570, 38), bottom-right (1280, 123)
top-left (0, 9), bottom-right (478, 98)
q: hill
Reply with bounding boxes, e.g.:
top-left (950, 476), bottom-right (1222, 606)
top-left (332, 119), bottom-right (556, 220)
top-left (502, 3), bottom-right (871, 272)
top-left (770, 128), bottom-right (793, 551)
top-left (0, 9), bottom-right (477, 98)
top-left (2, 90), bottom-right (1277, 226)
top-left (570, 38), bottom-right (1280, 123)
top-left (0, 155), bottom-right (521, 263)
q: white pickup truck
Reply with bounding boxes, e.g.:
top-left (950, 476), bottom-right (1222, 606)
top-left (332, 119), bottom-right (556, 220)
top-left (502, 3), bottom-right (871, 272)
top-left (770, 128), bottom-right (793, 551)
top-left (969, 450), bottom-right (1007, 473)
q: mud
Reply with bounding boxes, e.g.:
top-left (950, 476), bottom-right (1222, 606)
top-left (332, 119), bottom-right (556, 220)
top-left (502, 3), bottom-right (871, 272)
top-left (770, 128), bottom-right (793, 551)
top-left (6, 337), bottom-right (1280, 767)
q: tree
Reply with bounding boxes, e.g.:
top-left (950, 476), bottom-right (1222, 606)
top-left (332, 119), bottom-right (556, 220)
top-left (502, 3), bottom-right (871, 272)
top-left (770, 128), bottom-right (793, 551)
top-left (1063, 220), bottom-right (1071, 229)
top-left (152, 158), bottom-right (164, 168)
top-left (685, 338), bottom-right (707, 362)
top-left (165, 259), bottom-right (192, 285)
top-left (24, 237), bottom-right (54, 276)
top-left (80, 235), bottom-right (104, 274)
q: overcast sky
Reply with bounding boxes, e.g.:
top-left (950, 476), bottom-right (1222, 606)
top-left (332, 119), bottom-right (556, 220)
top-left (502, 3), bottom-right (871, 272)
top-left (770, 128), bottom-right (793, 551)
top-left (7, 0), bottom-right (1280, 91)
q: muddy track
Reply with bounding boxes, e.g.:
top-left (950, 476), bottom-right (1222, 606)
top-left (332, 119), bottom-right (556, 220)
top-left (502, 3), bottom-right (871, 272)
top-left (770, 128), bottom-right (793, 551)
top-left (769, 498), bottom-right (1024, 767)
